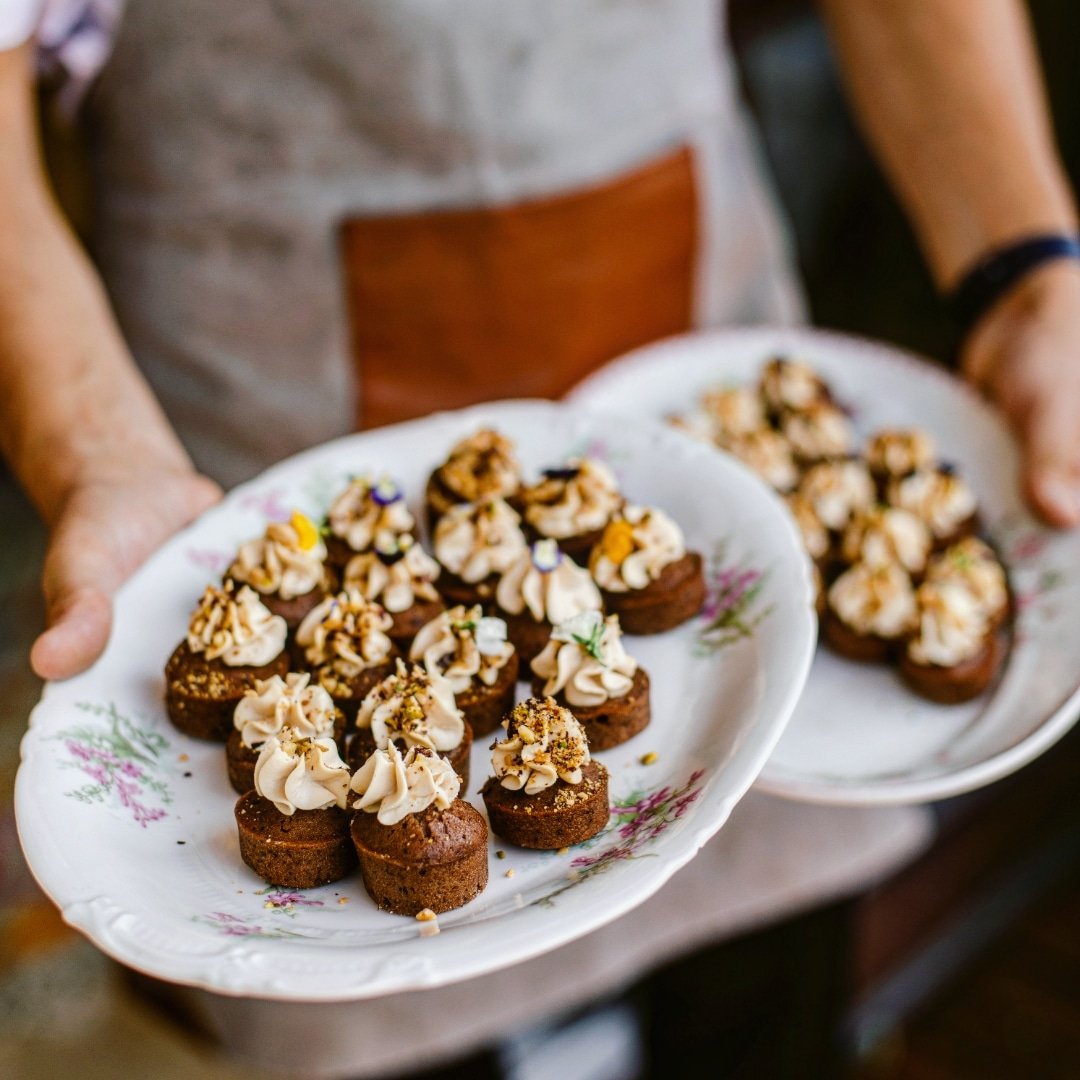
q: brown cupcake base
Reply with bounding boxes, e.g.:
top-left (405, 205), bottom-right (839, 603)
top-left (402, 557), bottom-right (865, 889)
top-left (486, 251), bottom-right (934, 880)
top-left (456, 654), bottom-right (520, 737)
top-left (434, 570), bottom-right (496, 610)
top-left (234, 792), bottom-right (356, 889)
top-left (347, 722), bottom-right (473, 791)
top-left (165, 642), bottom-right (289, 742)
top-left (898, 633), bottom-right (1004, 704)
top-left (530, 669), bottom-right (651, 751)
top-left (482, 761), bottom-right (609, 850)
top-left (351, 800), bottom-right (489, 916)
top-left (225, 711), bottom-right (346, 796)
top-left (601, 552), bottom-right (706, 635)
top-left (820, 609), bottom-right (895, 664)
top-left (500, 610), bottom-right (559, 667)
top-left (388, 598), bottom-right (446, 652)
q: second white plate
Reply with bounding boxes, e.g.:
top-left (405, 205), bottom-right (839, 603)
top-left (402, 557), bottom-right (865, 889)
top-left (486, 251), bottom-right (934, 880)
top-left (571, 327), bottom-right (1080, 806)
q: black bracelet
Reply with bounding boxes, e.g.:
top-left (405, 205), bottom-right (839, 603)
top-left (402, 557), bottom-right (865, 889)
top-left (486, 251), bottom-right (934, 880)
top-left (947, 233), bottom-right (1080, 338)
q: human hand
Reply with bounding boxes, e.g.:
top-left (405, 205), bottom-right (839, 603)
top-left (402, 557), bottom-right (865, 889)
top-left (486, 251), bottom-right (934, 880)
top-left (30, 467), bottom-right (221, 680)
top-left (960, 259), bottom-right (1080, 528)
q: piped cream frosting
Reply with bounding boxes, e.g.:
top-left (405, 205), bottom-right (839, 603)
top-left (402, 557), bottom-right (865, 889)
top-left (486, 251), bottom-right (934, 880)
top-left (589, 505), bottom-right (686, 593)
top-left (522, 458), bottom-right (622, 540)
top-left (228, 511), bottom-right (327, 601)
top-left (342, 536), bottom-right (441, 614)
top-left (186, 583), bottom-right (286, 668)
top-left (907, 580), bottom-right (990, 668)
top-left (328, 475), bottom-right (414, 554)
top-left (531, 611), bottom-right (637, 708)
top-left (435, 429), bottom-right (521, 503)
top-left (433, 498), bottom-right (527, 583)
top-left (295, 590), bottom-right (394, 679)
top-left (253, 729), bottom-right (350, 815)
top-left (233, 672), bottom-right (337, 749)
top-left (409, 606), bottom-right (515, 693)
top-left (828, 561), bottom-right (917, 639)
top-left (351, 743), bottom-right (461, 826)
top-left (355, 660), bottom-right (465, 753)
top-left (496, 540), bottom-right (602, 624)
top-left (842, 506), bottom-right (932, 574)
top-left (491, 698), bottom-right (590, 795)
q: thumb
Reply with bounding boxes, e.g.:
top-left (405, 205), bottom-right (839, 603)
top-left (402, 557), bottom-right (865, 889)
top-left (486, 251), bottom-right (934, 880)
top-left (1020, 399), bottom-right (1080, 528)
top-left (30, 584), bottom-right (114, 681)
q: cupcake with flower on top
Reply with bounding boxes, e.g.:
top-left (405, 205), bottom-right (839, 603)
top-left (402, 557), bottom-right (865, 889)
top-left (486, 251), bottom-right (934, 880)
top-left (348, 660), bottom-right (472, 788)
top-left (494, 539), bottom-right (603, 664)
top-left (341, 533), bottom-right (443, 649)
top-left (925, 537), bottom-right (1009, 629)
top-left (887, 464), bottom-right (979, 547)
top-left (589, 505), bottom-right (705, 635)
top-left (519, 457), bottom-right (624, 561)
top-left (350, 743), bottom-right (488, 915)
top-left (823, 561), bottom-right (918, 663)
top-left (865, 428), bottom-right (936, 489)
top-left (226, 511), bottom-right (329, 631)
top-left (758, 357), bottom-right (830, 419)
top-left (409, 606), bottom-right (518, 736)
top-left (780, 400), bottom-right (855, 466)
top-left (899, 580), bottom-right (1002, 703)
top-left (721, 429), bottom-right (800, 493)
top-left (797, 458), bottom-right (876, 537)
top-left (481, 697), bottom-right (609, 850)
top-left (293, 589), bottom-right (399, 719)
top-left (841, 505), bottom-right (933, 578)
top-left (165, 582), bottom-right (289, 741)
top-left (432, 497), bottom-right (528, 608)
top-left (425, 428), bottom-right (522, 530)
top-left (234, 727), bottom-right (355, 889)
top-left (324, 474), bottom-right (415, 574)
top-left (226, 672), bottom-right (344, 795)
top-left (530, 611), bottom-right (650, 750)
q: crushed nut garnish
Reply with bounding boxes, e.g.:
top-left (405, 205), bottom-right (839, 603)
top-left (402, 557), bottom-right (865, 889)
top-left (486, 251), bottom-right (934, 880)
top-left (496, 850), bottom-right (506, 859)
top-left (640, 751), bottom-right (659, 766)
top-left (415, 908), bottom-right (437, 922)
top-left (505, 869), bottom-right (515, 879)
top-left (557, 847), bottom-right (570, 856)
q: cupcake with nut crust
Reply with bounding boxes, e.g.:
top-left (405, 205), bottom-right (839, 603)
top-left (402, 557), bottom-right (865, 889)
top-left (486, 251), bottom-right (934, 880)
top-left (294, 589), bottom-right (399, 719)
top-left (589, 505), bottom-right (705, 635)
top-left (866, 428), bottom-right (936, 490)
top-left (841, 505), bottom-right (933, 578)
top-left (823, 561), bottom-right (918, 663)
top-left (899, 580), bottom-right (1002, 703)
top-left (530, 611), bottom-right (650, 751)
top-left (721, 429), bottom-right (800, 494)
top-left (758, 357), bottom-right (830, 419)
top-left (226, 672), bottom-right (344, 795)
top-left (798, 458), bottom-right (876, 537)
top-left (234, 728), bottom-right (355, 889)
top-left (341, 533), bottom-right (443, 650)
top-left (348, 660), bottom-right (472, 788)
top-left (494, 539), bottom-right (603, 664)
top-left (166, 582), bottom-right (289, 742)
top-left (925, 537), bottom-right (1009, 629)
top-left (887, 465), bottom-right (978, 547)
top-left (425, 428), bottom-right (522, 530)
top-left (520, 457), bottom-right (623, 561)
top-left (351, 743), bottom-right (488, 916)
top-left (409, 606), bottom-right (518, 736)
top-left (481, 698), bottom-right (609, 850)
top-left (432, 497), bottom-right (528, 608)
top-left (226, 511), bottom-right (329, 631)
top-left (780, 401), bottom-right (855, 466)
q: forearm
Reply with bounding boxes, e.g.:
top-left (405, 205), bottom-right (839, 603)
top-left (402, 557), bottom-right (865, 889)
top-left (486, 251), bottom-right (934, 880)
top-left (821, 0), bottom-right (1077, 289)
top-left (0, 44), bottom-right (192, 526)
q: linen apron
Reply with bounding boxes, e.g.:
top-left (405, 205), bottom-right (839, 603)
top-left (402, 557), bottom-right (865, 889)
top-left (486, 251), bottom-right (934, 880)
top-left (79, 3), bottom-right (931, 1074)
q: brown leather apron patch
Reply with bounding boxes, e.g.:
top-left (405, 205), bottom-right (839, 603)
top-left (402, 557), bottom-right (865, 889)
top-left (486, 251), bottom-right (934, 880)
top-left (340, 146), bottom-right (698, 429)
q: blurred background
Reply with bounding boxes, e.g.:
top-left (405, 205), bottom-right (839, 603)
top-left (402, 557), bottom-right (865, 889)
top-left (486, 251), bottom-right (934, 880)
top-left (3, 1), bottom-right (1080, 1077)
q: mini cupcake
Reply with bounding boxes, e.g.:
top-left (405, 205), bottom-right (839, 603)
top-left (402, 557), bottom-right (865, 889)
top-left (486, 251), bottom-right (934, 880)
top-left (234, 729), bottom-right (355, 889)
top-left (225, 511), bottom-right (329, 631)
top-left (350, 743), bottom-right (488, 916)
top-left (899, 581), bottom-right (1002, 703)
top-left (425, 428), bottom-right (522, 529)
top-left (519, 457), bottom-right (624, 561)
top-left (721, 429), bottom-right (799, 493)
top-left (432, 497), bottom-right (528, 608)
top-left (925, 537), bottom-right (1009, 629)
top-left (341, 533), bottom-right (444, 649)
top-left (589, 505), bottom-right (705, 634)
top-left (865, 428), bottom-right (936, 488)
top-left (780, 401), bottom-right (855, 466)
top-left (348, 660), bottom-right (472, 788)
top-left (699, 385), bottom-right (767, 441)
top-left (785, 492), bottom-right (831, 571)
top-left (409, 606), bottom-right (518, 736)
top-left (324, 474), bottom-right (415, 573)
top-left (841, 506), bottom-right (933, 577)
top-left (823, 561), bottom-right (917, 663)
top-left (758, 357), bottom-right (830, 418)
top-left (887, 465), bottom-right (978, 547)
top-left (494, 539), bottom-right (603, 664)
top-left (530, 611), bottom-right (650, 750)
top-left (797, 458), bottom-right (876, 536)
top-left (482, 698), bottom-right (609, 850)
top-left (226, 672), bottom-right (344, 796)
top-left (165, 583), bottom-right (289, 741)
top-left (294, 589), bottom-right (399, 718)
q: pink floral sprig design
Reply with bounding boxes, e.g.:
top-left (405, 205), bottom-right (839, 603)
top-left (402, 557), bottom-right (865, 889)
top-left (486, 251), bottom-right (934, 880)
top-left (184, 547), bottom-right (232, 575)
top-left (194, 912), bottom-right (306, 940)
top-left (535, 770), bottom-right (707, 907)
top-left (255, 884), bottom-right (325, 919)
top-left (696, 541), bottom-right (773, 655)
top-left (53, 702), bottom-right (172, 827)
top-left (238, 487), bottom-right (291, 522)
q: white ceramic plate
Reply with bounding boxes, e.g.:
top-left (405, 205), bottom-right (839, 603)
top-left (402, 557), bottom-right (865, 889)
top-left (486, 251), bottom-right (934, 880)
top-left (16, 400), bottom-right (814, 1001)
top-left (571, 327), bottom-right (1080, 806)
